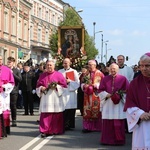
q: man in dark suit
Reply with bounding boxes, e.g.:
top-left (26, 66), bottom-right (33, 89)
top-left (20, 63), bottom-right (35, 115)
top-left (33, 62), bottom-right (44, 105)
top-left (7, 57), bottom-right (22, 127)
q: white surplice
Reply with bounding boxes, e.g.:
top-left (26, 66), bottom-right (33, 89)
top-left (58, 68), bottom-right (80, 109)
top-left (99, 91), bottom-right (126, 119)
top-left (36, 84), bottom-right (65, 113)
top-left (126, 107), bottom-right (150, 150)
top-left (0, 83), bottom-right (14, 114)
top-left (118, 66), bottom-right (134, 83)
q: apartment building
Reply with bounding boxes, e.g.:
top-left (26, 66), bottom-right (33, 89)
top-left (30, 0), bottom-right (64, 64)
top-left (0, 0), bottom-right (32, 64)
top-left (0, 0), bottom-right (65, 64)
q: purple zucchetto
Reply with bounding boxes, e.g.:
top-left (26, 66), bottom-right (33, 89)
top-left (145, 52), bottom-right (150, 57)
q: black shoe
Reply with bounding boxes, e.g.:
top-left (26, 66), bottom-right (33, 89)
top-left (82, 129), bottom-right (91, 133)
top-left (11, 123), bottom-right (17, 127)
top-left (30, 113), bottom-right (34, 116)
top-left (41, 133), bottom-right (47, 138)
top-left (11, 120), bottom-right (17, 127)
top-left (65, 127), bottom-right (71, 131)
top-left (6, 126), bottom-right (10, 134)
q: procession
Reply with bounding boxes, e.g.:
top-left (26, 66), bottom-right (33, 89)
top-left (0, 0), bottom-right (150, 150)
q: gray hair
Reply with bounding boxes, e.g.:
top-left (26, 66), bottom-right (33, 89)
top-left (140, 54), bottom-right (150, 61)
top-left (46, 59), bottom-right (56, 65)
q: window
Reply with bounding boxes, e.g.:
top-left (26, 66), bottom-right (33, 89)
top-left (30, 26), bottom-right (33, 40)
top-left (51, 14), bottom-right (55, 24)
top-left (11, 50), bottom-right (15, 58)
top-left (45, 31), bottom-right (49, 44)
top-left (4, 11), bottom-right (9, 32)
top-left (37, 28), bottom-right (41, 42)
top-left (18, 19), bottom-right (22, 39)
top-left (38, 8), bottom-right (41, 18)
top-left (24, 22), bottom-right (27, 41)
top-left (11, 15), bottom-right (16, 35)
top-left (46, 11), bottom-right (49, 21)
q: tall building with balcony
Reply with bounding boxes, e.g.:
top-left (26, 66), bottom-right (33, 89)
top-left (29, 0), bottom-right (64, 64)
top-left (0, 0), bottom-right (32, 64)
top-left (0, 0), bottom-right (65, 64)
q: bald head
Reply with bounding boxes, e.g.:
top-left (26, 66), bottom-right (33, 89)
top-left (63, 58), bottom-right (71, 69)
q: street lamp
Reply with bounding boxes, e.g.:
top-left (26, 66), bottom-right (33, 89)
top-left (103, 40), bottom-right (109, 64)
top-left (95, 32), bottom-right (103, 63)
top-left (93, 22), bottom-right (96, 42)
top-left (77, 9), bottom-right (83, 13)
top-left (101, 34), bottom-right (103, 63)
top-left (94, 30), bottom-right (103, 63)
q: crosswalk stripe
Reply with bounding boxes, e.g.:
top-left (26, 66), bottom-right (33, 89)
top-left (19, 135), bottom-right (41, 150)
top-left (32, 136), bottom-right (54, 150)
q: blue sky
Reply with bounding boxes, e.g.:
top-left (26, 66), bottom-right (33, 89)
top-left (64, 0), bottom-right (150, 66)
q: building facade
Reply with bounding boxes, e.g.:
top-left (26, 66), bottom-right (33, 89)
top-left (0, 0), bottom-right (65, 64)
top-left (30, 0), bottom-right (64, 64)
top-left (0, 0), bottom-right (32, 64)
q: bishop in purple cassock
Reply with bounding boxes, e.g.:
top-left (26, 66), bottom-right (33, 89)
top-left (0, 56), bottom-right (14, 139)
top-left (36, 59), bottom-right (67, 138)
top-left (99, 63), bottom-right (129, 145)
top-left (124, 52), bottom-right (150, 150)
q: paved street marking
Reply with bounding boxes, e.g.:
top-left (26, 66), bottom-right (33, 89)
top-left (32, 136), bottom-right (54, 150)
top-left (19, 135), bottom-right (41, 150)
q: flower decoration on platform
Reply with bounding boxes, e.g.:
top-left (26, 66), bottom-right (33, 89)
top-left (54, 47), bottom-right (88, 71)
top-left (54, 48), bottom-right (64, 70)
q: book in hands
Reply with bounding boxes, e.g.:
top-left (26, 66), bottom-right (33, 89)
top-left (66, 71), bottom-right (75, 81)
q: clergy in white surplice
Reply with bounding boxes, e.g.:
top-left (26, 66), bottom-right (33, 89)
top-left (0, 55), bottom-right (14, 139)
top-left (58, 58), bottom-right (79, 130)
top-left (99, 63), bottom-right (129, 145)
top-left (124, 52), bottom-right (150, 150)
top-left (36, 59), bottom-right (67, 138)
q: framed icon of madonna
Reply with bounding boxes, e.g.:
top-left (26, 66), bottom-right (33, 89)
top-left (58, 26), bottom-right (85, 58)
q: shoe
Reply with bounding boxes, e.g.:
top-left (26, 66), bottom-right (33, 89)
top-left (11, 124), bottom-right (17, 127)
top-left (6, 126), bottom-right (10, 134)
top-left (30, 113), bottom-right (34, 116)
top-left (41, 133), bottom-right (47, 138)
top-left (11, 120), bottom-right (17, 127)
top-left (65, 127), bottom-right (71, 131)
top-left (82, 129), bottom-right (91, 133)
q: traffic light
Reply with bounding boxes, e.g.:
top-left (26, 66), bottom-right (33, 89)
top-left (126, 56), bottom-right (128, 61)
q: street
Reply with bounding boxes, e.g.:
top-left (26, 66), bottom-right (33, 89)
top-left (0, 106), bottom-right (132, 150)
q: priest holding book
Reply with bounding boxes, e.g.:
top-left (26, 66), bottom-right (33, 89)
top-left (58, 58), bottom-right (80, 130)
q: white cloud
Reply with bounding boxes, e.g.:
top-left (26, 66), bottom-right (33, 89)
top-left (131, 30), bottom-right (146, 36)
top-left (107, 29), bottom-right (124, 36)
top-left (110, 39), bottom-right (123, 46)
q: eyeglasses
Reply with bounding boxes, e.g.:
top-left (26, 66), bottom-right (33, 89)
top-left (139, 64), bottom-right (150, 68)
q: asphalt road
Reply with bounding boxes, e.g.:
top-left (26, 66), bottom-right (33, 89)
top-left (0, 106), bottom-right (132, 150)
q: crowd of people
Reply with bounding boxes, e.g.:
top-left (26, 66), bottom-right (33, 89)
top-left (0, 52), bottom-right (150, 150)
